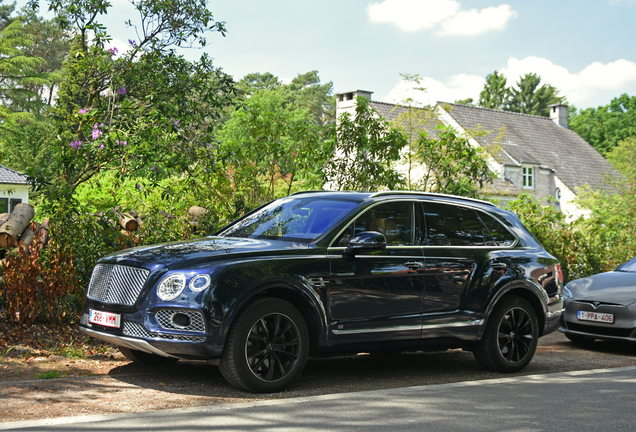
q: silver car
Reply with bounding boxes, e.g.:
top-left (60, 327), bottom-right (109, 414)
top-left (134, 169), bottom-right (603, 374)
top-left (560, 257), bottom-right (636, 343)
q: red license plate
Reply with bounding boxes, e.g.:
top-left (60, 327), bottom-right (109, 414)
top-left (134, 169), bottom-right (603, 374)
top-left (577, 310), bottom-right (614, 324)
top-left (89, 309), bottom-right (121, 328)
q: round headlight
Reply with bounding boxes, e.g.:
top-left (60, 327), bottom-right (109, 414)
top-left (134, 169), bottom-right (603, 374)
top-left (189, 274), bottom-right (211, 292)
top-left (157, 273), bottom-right (186, 301)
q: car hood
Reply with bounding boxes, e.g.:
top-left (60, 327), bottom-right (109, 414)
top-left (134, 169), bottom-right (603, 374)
top-left (99, 236), bottom-right (311, 270)
top-left (568, 271), bottom-right (636, 306)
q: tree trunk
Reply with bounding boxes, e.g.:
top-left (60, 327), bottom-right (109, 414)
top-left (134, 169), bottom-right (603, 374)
top-left (118, 213), bottom-right (139, 231)
top-left (0, 204), bottom-right (35, 249)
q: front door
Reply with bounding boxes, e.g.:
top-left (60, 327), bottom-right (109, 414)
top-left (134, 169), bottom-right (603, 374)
top-left (326, 201), bottom-right (425, 344)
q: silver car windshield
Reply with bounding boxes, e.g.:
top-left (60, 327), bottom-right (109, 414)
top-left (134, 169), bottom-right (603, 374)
top-left (220, 197), bottom-right (358, 242)
top-left (618, 257), bottom-right (636, 272)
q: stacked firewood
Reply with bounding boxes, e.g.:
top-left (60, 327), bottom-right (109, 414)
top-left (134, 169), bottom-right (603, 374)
top-left (113, 205), bottom-right (208, 233)
top-left (0, 203), bottom-right (49, 253)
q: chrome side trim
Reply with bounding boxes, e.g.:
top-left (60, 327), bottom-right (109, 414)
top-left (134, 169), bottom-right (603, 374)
top-left (332, 319), bottom-right (484, 335)
top-left (80, 327), bottom-right (177, 358)
top-left (332, 324), bottom-right (421, 335)
top-left (421, 319), bottom-right (484, 330)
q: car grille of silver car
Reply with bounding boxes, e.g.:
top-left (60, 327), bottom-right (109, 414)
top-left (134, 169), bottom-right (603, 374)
top-left (155, 309), bottom-right (206, 332)
top-left (87, 264), bottom-right (150, 306)
top-left (122, 321), bottom-right (206, 342)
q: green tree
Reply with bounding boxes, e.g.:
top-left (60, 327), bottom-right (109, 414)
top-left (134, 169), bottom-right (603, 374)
top-left (218, 88), bottom-right (324, 210)
top-left (324, 96), bottom-right (407, 191)
top-left (237, 72), bottom-right (281, 95)
top-left (478, 71), bottom-right (508, 110)
top-left (605, 137), bottom-right (636, 181)
top-left (569, 94), bottom-right (636, 155)
top-left (29, 0), bottom-right (236, 202)
top-left (414, 125), bottom-right (494, 198)
top-left (507, 73), bottom-right (564, 116)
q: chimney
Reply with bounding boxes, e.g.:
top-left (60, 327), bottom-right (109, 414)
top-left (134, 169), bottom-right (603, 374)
top-left (549, 104), bottom-right (568, 128)
top-left (336, 90), bottom-right (373, 109)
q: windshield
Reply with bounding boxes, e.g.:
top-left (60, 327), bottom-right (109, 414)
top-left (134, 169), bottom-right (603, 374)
top-left (220, 197), bottom-right (359, 242)
top-left (618, 257), bottom-right (636, 272)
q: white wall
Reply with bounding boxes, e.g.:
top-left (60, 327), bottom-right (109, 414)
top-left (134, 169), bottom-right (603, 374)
top-left (0, 184), bottom-right (29, 212)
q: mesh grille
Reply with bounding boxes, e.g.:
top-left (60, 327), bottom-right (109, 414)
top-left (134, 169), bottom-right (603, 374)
top-left (122, 321), bottom-right (205, 342)
top-left (156, 309), bottom-right (206, 332)
top-left (87, 264), bottom-right (149, 306)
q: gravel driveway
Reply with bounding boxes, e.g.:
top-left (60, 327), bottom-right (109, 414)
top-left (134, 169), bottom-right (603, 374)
top-left (1, 332), bottom-right (636, 423)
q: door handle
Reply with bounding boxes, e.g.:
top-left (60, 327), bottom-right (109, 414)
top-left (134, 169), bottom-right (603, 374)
top-left (404, 261), bottom-right (423, 270)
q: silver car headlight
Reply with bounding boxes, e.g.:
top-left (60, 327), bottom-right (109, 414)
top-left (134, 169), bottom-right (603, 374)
top-left (562, 285), bottom-right (572, 300)
top-left (157, 273), bottom-right (186, 301)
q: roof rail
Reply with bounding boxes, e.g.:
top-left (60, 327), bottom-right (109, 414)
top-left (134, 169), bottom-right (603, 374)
top-left (369, 191), bottom-right (496, 207)
top-left (289, 190), bottom-right (329, 196)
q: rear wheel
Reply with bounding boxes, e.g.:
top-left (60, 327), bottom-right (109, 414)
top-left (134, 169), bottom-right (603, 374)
top-left (118, 346), bottom-right (179, 365)
top-left (219, 297), bottom-right (309, 393)
top-left (565, 333), bottom-right (595, 344)
top-left (473, 296), bottom-right (539, 373)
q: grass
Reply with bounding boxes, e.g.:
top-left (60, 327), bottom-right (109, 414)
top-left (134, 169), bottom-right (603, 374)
top-left (55, 346), bottom-right (86, 360)
top-left (35, 370), bottom-right (61, 379)
top-left (0, 346), bottom-right (15, 362)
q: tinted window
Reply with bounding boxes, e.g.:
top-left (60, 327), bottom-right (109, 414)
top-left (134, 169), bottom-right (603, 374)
top-left (335, 201), bottom-right (414, 247)
top-left (478, 211), bottom-right (517, 247)
top-left (221, 198), bottom-right (358, 242)
top-left (423, 202), bottom-right (490, 246)
top-left (618, 257), bottom-right (636, 272)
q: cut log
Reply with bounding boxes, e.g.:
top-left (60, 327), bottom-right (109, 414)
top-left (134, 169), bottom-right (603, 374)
top-left (118, 213), bottom-right (139, 231)
top-left (36, 219), bottom-right (50, 250)
top-left (0, 213), bottom-right (10, 228)
top-left (189, 206), bottom-right (208, 218)
top-left (0, 203), bottom-right (35, 249)
top-left (18, 222), bottom-right (41, 249)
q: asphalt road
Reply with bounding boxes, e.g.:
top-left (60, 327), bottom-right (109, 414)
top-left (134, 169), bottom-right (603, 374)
top-left (2, 366), bottom-right (636, 432)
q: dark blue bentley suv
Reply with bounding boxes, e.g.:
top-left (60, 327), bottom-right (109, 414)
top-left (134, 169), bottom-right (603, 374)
top-left (80, 191), bottom-right (564, 392)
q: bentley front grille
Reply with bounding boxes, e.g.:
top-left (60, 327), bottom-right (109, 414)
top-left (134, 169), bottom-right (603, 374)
top-left (87, 264), bottom-right (150, 306)
top-left (122, 321), bottom-right (205, 343)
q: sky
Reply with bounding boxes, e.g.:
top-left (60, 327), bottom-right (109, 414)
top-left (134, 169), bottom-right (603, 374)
top-left (23, 0), bottom-right (636, 110)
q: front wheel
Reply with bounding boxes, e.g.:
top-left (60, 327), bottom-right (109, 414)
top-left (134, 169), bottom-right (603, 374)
top-left (473, 296), bottom-right (539, 373)
top-left (219, 297), bottom-right (309, 393)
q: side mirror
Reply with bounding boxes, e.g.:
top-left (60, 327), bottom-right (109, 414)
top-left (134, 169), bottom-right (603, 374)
top-left (343, 231), bottom-right (387, 255)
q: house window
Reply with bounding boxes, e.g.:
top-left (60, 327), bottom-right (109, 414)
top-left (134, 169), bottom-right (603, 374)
top-left (9, 198), bottom-right (21, 212)
top-left (0, 198), bottom-right (7, 214)
top-left (522, 167), bottom-right (534, 189)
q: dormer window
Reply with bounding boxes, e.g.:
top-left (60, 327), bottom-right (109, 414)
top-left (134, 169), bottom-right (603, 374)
top-left (522, 166), bottom-right (534, 189)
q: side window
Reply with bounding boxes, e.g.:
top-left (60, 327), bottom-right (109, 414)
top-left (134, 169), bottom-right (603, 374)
top-left (9, 198), bottom-right (21, 213)
top-left (478, 211), bottom-right (517, 247)
top-left (335, 201), bottom-right (414, 247)
top-left (423, 202), bottom-right (490, 246)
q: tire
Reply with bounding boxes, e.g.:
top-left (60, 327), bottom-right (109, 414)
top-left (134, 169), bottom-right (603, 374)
top-left (565, 333), bottom-right (595, 344)
top-left (473, 296), bottom-right (539, 373)
top-left (219, 297), bottom-right (309, 393)
top-left (118, 346), bottom-right (179, 366)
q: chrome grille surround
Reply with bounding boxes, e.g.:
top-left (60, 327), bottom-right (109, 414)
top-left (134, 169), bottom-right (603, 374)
top-left (155, 309), bottom-right (206, 332)
top-left (122, 320), bottom-right (205, 343)
top-left (87, 264), bottom-right (150, 306)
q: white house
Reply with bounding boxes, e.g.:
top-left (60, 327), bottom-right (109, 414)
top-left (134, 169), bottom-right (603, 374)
top-left (0, 164), bottom-right (29, 214)
top-left (335, 90), bottom-right (619, 219)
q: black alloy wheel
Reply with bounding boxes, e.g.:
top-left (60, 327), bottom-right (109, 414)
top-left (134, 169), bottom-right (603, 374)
top-left (219, 297), bottom-right (309, 393)
top-left (474, 296), bottom-right (538, 372)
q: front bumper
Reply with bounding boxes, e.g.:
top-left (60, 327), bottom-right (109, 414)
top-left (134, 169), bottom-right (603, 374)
top-left (559, 300), bottom-right (636, 343)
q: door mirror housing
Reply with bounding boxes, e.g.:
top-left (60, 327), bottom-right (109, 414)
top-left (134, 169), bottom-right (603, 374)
top-left (343, 231), bottom-right (387, 255)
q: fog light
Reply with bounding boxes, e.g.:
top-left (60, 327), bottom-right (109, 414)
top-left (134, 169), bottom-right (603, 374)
top-left (171, 312), bottom-right (191, 328)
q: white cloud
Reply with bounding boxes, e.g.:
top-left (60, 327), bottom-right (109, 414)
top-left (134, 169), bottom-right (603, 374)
top-left (383, 57), bottom-right (636, 109)
top-left (500, 57), bottom-right (636, 105)
top-left (438, 5), bottom-right (518, 36)
top-left (384, 73), bottom-right (484, 106)
top-left (367, 0), bottom-right (517, 36)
